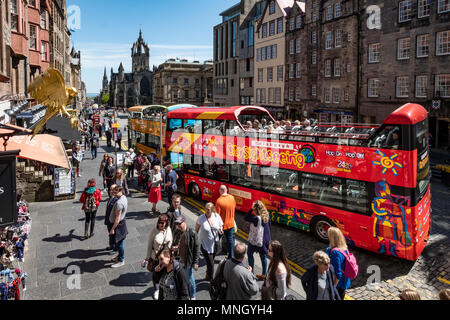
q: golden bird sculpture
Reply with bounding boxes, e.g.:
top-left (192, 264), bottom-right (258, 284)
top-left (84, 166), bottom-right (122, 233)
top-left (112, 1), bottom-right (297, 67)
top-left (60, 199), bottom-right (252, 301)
top-left (27, 68), bottom-right (81, 137)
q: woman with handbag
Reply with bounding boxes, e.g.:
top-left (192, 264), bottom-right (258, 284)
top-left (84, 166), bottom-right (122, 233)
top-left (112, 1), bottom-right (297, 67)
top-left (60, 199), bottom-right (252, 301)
top-left (148, 166), bottom-right (163, 215)
top-left (142, 214), bottom-right (173, 300)
top-left (195, 202), bottom-right (223, 282)
top-left (261, 240), bottom-right (291, 300)
top-left (245, 200), bottom-right (271, 280)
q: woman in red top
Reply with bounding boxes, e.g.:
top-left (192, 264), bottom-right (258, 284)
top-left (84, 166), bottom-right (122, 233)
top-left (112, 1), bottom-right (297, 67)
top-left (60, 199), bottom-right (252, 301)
top-left (80, 178), bottom-right (103, 239)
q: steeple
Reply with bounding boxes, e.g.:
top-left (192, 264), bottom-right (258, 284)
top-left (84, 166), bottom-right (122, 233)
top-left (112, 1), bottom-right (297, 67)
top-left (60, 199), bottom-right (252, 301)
top-left (132, 29), bottom-right (150, 72)
top-left (103, 67), bottom-right (107, 79)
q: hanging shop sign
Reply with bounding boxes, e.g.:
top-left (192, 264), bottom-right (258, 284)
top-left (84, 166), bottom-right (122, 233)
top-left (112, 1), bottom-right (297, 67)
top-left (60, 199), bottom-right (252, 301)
top-left (0, 151), bottom-right (19, 227)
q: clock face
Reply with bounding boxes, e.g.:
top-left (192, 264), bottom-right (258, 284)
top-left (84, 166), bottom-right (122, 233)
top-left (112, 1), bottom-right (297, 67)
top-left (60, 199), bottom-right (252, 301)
top-left (366, 5), bottom-right (381, 30)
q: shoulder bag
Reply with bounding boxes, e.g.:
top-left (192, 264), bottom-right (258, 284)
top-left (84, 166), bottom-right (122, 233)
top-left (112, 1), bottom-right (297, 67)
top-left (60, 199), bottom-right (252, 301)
top-left (206, 214), bottom-right (222, 255)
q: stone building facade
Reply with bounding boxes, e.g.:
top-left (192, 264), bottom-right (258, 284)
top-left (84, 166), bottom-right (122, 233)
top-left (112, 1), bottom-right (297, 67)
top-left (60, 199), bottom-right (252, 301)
top-left (213, 0), bottom-right (259, 106)
top-left (153, 59), bottom-right (213, 106)
top-left (103, 31), bottom-right (153, 108)
top-left (359, 0), bottom-right (450, 148)
top-left (50, 0), bottom-right (71, 83)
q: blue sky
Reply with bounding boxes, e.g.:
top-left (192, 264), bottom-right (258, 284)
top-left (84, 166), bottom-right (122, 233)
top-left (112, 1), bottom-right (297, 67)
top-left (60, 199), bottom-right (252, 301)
top-left (67, 0), bottom-right (238, 94)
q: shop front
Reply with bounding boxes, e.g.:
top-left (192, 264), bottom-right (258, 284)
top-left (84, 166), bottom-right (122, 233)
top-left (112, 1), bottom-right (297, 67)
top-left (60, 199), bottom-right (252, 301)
top-left (313, 109), bottom-right (355, 124)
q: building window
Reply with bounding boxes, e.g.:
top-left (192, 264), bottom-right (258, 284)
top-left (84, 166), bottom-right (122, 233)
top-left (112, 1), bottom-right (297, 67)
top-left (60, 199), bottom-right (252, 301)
top-left (368, 79), bottom-right (380, 97)
top-left (11, 0), bottom-right (18, 31)
top-left (289, 39), bottom-right (295, 55)
top-left (269, 20), bottom-right (276, 36)
top-left (262, 47), bottom-right (267, 60)
top-left (267, 45), bottom-right (272, 59)
top-left (269, 1), bottom-right (276, 14)
top-left (325, 59), bottom-right (331, 77)
top-left (257, 48), bottom-right (261, 62)
top-left (289, 64), bottom-right (294, 79)
top-left (173, 78), bottom-right (178, 84)
top-left (296, 38), bottom-right (301, 53)
top-left (437, 31), bottom-right (450, 56)
top-left (396, 76), bottom-right (410, 97)
top-left (277, 18), bottom-right (283, 33)
top-left (262, 23), bottom-right (267, 38)
top-left (398, 1), bottom-right (413, 22)
top-left (30, 25), bottom-right (37, 50)
top-left (326, 6), bottom-right (333, 21)
top-left (273, 44), bottom-right (277, 58)
top-left (335, 30), bottom-right (342, 47)
top-left (184, 78), bottom-right (189, 85)
top-left (312, 13), bottom-right (317, 22)
top-left (344, 88), bottom-right (349, 101)
top-left (295, 87), bottom-right (301, 101)
top-left (325, 32), bottom-right (333, 49)
top-left (418, 0), bottom-right (431, 17)
top-left (296, 15), bottom-right (302, 29)
top-left (435, 74), bottom-right (450, 97)
top-left (289, 18), bottom-right (295, 31)
top-left (269, 88), bottom-right (274, 104)
top-left (267, 67), bottom-right (273, 82)
top-left (333, 88), bottom-right (340, 104)
top-left (41, 42), bottom-right (47, 61)
top-left (369, 43), bottom-right (381, 63)
top-left (296, 63), bottom-right (301, 78)
top-left (248, 22), bottom-right (254, 46)
top-left (40, 10), bottom-right (47, 29)
top-left (173, 90), bottom-right (178, 99)
top-left (324, 88), bottom-right (331, 103)
top-left (312, 51), bottom-right (317, 64)
top-left (347, 64), bottom-right (351, 73)
top-left (334, 3), bottom-right (341, 18)
top-left (312, 31), bottom-right (317, 44)
top-left (334, 59), bottom-right (341, 77)
top-left (289, 87), bottom-right (294, 101)
top-left (275, 88), bottom-right (281, 104)
top-left (312, 84), bottom-right (317, 96)
top-left (397, 38), bottom-right (411, 60)
top-left (277, 66), bottom-right (283, 81)
top-left (185, 90), bottom-right (190, 99)
top-left (415, 76), bottom-right (428, 98)
top-left (417, 34), bottom-right (430, 57)
top-left (258, 68), bottom-right (263, 82)
top-left (438, 0), bottom-right (450, 13)
top-left (347, 32), bottom-right (352, 43)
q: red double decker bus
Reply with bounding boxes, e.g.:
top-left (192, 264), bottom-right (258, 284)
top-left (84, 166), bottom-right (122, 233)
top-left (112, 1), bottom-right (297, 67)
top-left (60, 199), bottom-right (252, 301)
top-left (165, 104), bottom-right (431, 261)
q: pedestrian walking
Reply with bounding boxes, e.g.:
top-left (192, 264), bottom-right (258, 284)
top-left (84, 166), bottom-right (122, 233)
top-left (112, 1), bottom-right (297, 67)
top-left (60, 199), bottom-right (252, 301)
top-left (109, 186), bottom-right (128, 268)
top-left (301, 251), bottom-right (341, 300)
top-left (73, 145), bottom-right (83, 177)
top-left (261, 240), bottom-right (292, 300)
top-left (112, 169), bottom-right (129, 196)
top-left (245, 200), bottom-right (271, 280)
top-left (166, 194), bottom-right (182, 238)
top-left (172, 215), bottom-right (200, 300)
top-left (143, 213), bottom-right (173, 300)
top-left (90, 135), bottom-right (99, 160)
top-left (106, 130), bottom-right (112, 147)
top-left (128, 148), bottom-right (136, 179)
top-left (99, 154), bottom-right (109, 191)
top-left (148, 166), bottom-right (163, 215)
top-left (154, 246), bottom-right (189, 300)
top-left (98, 123), bottom-right (103, 138)
top-left (104, 184), bottom-right (118, 251)
top-left (215, 185), bottom-right (236, 259)
top-left (195, 202), bottom-right (223, 282)
top-left (326, 227), bottom-right (354, 300)
top-left (103, 157), bottom-right (116, 194)
top-left (139, 157), bottom-right (151, 192)
top-left (79, 179), bottom-right (102, 239)
top-left (220, 243), bottom-right (259, 300)
top-left (122, 152), bottom-right (132, 178)
top-left (116, 129), bottom-right (123, 150)
top-left (164, 165), bottom-right (178, 204)
top-left (399, 289), bottom-right (421, 300)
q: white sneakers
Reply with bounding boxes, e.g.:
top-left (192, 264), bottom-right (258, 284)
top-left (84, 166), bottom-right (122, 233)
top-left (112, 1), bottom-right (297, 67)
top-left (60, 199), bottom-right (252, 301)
top-left (153, 290), bottom-right (159, 300)
top-left (111, 261), bottom-right (125, 268)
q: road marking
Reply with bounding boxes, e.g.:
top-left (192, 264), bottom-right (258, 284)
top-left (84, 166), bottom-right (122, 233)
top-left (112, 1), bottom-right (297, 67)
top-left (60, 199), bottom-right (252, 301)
top-left (438, 277), bottom-right (450, 285)
top-left (184, 198), bottom-right (205, 212)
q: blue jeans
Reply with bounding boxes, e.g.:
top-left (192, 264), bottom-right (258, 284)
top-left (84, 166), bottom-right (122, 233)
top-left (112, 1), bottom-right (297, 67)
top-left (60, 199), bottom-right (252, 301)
top-left (116, 239), bottom-right (125, 262)
top-left (247, 243), bottom-right (267, 275)
top-left (184, 265), bottom-right (196, 299)
top-left (223, 228), bottom-right (235, 259)
top-left (91, 148), bottom-right (97, 159)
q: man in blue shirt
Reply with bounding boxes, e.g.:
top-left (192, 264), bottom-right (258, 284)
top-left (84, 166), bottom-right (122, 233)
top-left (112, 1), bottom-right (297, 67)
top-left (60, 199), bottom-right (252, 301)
top-left (164, 165), bottom-right (178, 204)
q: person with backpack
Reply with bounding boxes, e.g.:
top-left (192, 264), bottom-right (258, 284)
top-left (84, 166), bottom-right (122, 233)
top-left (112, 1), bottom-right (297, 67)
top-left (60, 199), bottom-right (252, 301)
top-left (245, 201), bottom-right (271, 280)
top-left (301, 251), bottom-right (341, 300)
top-left (326, 227), bottom-right (358, 300)
top-left (79, 179), bottom-right (102, 239)
top-left (220, 243), bottom-right (259, 300)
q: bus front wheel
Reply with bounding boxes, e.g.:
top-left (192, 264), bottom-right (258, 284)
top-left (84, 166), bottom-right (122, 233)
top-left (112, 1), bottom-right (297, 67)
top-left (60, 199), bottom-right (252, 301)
top-left (189, 183), bottom-right (202, 201)
top-left (310, 217), bottom-right (336, 243)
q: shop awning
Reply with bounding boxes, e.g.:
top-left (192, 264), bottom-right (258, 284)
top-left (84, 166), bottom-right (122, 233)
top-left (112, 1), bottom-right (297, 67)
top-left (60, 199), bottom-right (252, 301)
top-left (2, 131), bottom-right (71, 169)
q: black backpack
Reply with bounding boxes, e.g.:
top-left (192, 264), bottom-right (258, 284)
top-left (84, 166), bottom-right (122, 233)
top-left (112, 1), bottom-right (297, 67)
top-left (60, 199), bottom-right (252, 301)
top-left (209, 259), bottom-right (228, 300)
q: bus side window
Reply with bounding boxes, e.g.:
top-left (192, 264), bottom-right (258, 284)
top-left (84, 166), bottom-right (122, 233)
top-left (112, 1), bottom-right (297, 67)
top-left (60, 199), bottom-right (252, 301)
top-left (204, 120), bottom-right (225, 136)
top-left (230, 163), bottom-right (252, 187)
top-left (262, 168), bottom-right (299, 199)
top-left (205, 162), bottom-right (229, 182)
top-left (345, 180), bottom-right (369, 215)
top-left (168, 119), bottom-right (183, 131)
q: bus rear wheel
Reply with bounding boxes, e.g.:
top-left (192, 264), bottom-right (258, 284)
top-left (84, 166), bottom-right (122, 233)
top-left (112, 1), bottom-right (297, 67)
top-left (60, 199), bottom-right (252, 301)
top-left (189, 183), bottom-right (202, 201)
top-left (310, 217), bottom-right (336, 243)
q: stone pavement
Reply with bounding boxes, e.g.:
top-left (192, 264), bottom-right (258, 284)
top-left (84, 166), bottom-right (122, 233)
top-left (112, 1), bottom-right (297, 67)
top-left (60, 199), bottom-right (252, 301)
top-left (21, 113), bottom-right (305, 300)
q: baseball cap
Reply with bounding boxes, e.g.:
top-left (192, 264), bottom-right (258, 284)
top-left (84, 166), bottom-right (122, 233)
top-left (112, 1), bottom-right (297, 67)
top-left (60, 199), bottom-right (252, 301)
top-left (174, 215), bottom-right (186, 225)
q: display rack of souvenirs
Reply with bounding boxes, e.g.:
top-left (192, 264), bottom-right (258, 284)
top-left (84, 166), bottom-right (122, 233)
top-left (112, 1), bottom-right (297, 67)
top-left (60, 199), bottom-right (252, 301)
top-left (0, 197), bottom-right (31, 299)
